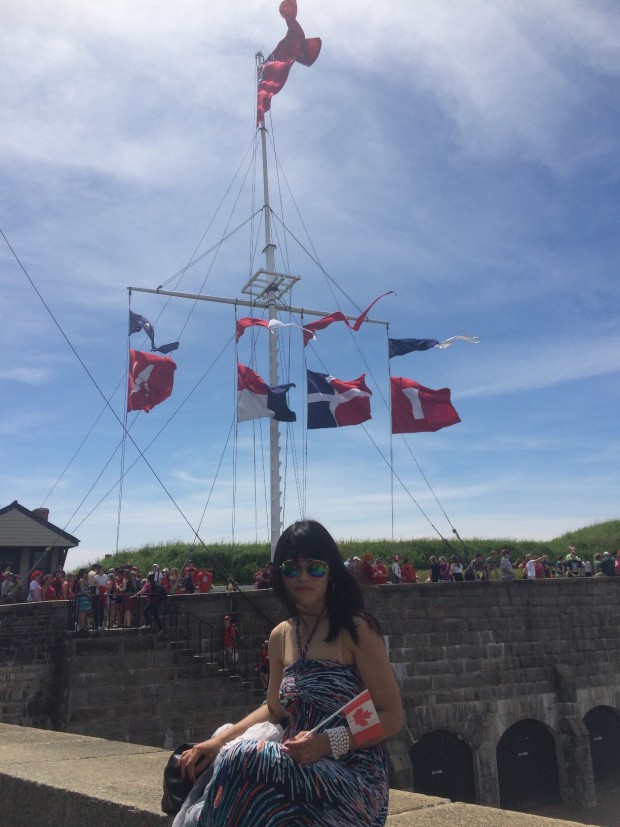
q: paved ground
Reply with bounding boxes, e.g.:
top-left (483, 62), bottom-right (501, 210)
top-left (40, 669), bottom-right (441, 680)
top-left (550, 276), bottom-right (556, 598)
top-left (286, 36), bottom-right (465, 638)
top-left (529, 786), bottom-right (620, 827)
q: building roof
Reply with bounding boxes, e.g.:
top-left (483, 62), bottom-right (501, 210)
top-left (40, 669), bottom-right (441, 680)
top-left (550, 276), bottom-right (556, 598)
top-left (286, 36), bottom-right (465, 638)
top-left (0, 501), bottom-right (80, 548)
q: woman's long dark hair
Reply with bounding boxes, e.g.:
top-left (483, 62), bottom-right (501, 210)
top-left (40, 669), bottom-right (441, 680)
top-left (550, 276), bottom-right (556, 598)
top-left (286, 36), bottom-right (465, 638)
top-left (271, 520), bottom-right (381, 644)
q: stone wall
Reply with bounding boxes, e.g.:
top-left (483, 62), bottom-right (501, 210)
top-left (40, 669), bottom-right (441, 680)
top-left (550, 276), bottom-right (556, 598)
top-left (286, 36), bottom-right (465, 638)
top-left (362, 577), bottom-right (620, 809)
top-left (0, 601), bottom-right (68, 730)
top-left (2, 578), bottom-right (619, 811)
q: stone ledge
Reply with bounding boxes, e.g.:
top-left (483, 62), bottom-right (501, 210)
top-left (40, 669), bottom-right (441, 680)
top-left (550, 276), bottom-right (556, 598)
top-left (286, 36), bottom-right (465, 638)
top-left (0, 724), bottom-right (594, 827)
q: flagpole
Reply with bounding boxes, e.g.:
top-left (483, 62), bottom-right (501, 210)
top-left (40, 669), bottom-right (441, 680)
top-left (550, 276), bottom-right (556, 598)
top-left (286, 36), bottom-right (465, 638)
top-left (257, 110), bottom-right (283, 559)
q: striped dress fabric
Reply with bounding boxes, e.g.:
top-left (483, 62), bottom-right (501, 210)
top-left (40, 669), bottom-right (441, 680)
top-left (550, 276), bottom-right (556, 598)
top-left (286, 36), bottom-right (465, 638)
top-left (197, 658), bottom-right (389, 826)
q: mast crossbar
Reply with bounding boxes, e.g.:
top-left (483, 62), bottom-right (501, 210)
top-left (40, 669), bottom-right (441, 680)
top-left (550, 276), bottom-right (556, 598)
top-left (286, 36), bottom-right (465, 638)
top-left (127, 286), bottom-right (389, 327)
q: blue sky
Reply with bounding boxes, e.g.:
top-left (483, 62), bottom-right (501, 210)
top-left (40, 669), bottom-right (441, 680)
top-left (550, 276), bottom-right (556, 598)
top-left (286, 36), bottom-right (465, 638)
top-left (2, 0), bottom-right (618, 569)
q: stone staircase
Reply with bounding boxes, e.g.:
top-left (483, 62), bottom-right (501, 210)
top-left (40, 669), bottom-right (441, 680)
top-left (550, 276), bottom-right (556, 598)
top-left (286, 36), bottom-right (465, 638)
top-left (63, 625), bottom-right (264, 750)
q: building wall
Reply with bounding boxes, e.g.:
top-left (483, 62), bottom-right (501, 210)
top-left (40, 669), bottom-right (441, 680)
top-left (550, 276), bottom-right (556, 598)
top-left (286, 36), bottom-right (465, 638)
top-left (1, 579), bottom-right (619, 809)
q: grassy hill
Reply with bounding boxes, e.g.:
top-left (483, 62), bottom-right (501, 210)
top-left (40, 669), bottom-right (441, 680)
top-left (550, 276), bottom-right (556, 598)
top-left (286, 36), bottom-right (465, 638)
top-left (96, 519), bottom-right (620, 586)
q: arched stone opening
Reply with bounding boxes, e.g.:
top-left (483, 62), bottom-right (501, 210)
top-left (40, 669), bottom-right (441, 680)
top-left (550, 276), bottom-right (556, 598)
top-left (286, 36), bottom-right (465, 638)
top-left (410, 729), bottom-right (476, 803)
top-left (497, 719), bottom-right (561, 811)
top-left (584, 705), bottom-right (620, 791)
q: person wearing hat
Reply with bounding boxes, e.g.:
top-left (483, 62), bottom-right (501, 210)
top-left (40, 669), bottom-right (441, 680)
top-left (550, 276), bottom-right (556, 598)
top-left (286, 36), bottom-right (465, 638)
top-left (0, 567), bottom-right (14, 603)
top-left (160, 568), bottom-right (171, 593)
top-left (27, 571), bottom-right (43, 602)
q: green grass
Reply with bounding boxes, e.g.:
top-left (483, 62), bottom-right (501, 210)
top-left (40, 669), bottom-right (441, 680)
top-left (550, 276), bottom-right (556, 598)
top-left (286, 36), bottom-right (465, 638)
top-left (92, 520), bottom-right (620, 587)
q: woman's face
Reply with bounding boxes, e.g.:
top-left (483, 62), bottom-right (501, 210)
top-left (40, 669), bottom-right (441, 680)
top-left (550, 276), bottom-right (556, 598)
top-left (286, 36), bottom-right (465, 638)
top-left (281, 557), bottom-right (330, 613)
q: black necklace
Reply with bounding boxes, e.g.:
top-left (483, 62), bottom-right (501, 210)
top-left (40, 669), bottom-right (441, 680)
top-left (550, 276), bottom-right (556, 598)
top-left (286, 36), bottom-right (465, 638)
top-left (295, 607), bottom-right (325, 661)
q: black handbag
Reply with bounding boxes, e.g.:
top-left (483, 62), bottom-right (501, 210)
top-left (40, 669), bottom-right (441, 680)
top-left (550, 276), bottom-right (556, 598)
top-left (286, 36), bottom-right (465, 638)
top-left (161, 742), bottom-right (196, 815)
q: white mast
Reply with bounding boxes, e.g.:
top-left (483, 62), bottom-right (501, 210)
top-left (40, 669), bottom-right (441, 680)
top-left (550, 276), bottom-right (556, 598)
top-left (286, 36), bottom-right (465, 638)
top-left (129, 54), bottom-right (389, 560)
top-left (260, 118), bottom-right (282, 557)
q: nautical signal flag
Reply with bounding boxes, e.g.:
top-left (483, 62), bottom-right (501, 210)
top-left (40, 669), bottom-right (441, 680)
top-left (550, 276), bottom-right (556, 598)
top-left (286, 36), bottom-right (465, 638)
top-left (302, 292), bottom-right (394, 346)
top-left (235, 317), bottom-right (308, 342)
top-left (237, 364), bottom-right (296, 423)
top-left (307, 370), bottom-right (372, 429)
top-left (256, 0), bottom-right (322, 125)
top-left (127, 350), bottom-right (177, 413)
top-left (343, 689), bottom-right (385, 747)
top-left (391, 377), bottom-right (461, 434)
top-left (129, 311), bottom-right (179, 355)
top-left (388, 335), bottom-right (480, 358)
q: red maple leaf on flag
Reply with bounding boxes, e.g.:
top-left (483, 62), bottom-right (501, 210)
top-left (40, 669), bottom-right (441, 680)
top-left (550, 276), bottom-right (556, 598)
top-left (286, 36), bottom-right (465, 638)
top-left (353, 707), bottom-right (373, 728)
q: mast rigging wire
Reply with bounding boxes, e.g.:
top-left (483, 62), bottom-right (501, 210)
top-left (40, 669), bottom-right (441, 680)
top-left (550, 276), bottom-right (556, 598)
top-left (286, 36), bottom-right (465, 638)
top-left (2, 227), bottom-right (263, 589)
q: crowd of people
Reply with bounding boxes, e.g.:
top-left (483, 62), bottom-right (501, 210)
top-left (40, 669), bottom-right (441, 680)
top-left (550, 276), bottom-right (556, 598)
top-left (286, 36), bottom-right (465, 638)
top-left (2, 545), bottom-right (618, 615)
top-left (341, 547), bottom-right (618, 583)
top-left (425, 545), bottom-right (620, 582)
top-left (343, 554), bottom-right (417, 585)
top-left (0, 560), bottom-right (216, 629)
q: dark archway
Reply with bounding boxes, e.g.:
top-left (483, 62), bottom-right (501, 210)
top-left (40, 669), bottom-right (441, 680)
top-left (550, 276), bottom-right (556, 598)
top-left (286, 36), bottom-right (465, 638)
top-left (497, 719), bottom-right (561, 811)
top-left (584, 706), bottom-right (620, 791)
top-left (410, 730), bottom-right (476, 803)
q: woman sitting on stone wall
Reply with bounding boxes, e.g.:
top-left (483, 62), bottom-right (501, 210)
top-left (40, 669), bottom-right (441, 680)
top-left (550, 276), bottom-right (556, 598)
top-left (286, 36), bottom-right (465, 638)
top-left (175, 519), bottom-right (403, 827)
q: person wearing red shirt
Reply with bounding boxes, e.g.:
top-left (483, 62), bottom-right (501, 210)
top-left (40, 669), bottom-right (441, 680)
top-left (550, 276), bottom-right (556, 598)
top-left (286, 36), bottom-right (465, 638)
top-left (160, 568), bottom-right (170, 593)
top-left (400, 559), bottom-right (417, 583)
top-left (358, 554), bottom-right (374, 584)
top-left (253, 563), bottom-right (272, 589)
top-left (197, 569), bottom-right (213, 593)
top-left (372, 558), bottom-right (389, 585)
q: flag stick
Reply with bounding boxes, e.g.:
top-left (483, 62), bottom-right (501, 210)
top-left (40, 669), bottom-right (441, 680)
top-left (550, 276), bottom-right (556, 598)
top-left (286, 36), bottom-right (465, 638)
top-left (301, 689), bottom-right (366, 737)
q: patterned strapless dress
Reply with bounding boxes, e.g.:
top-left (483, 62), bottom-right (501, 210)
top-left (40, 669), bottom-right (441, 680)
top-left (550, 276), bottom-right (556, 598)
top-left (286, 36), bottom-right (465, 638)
top-left (197, 658), bottom-right (389, 826)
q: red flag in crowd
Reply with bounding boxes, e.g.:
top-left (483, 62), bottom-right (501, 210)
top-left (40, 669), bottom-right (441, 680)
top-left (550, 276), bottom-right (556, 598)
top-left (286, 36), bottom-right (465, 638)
top-left (127, 350), bottom-right (177, 413)
top-left (257, 0), bottom-right (322, 125)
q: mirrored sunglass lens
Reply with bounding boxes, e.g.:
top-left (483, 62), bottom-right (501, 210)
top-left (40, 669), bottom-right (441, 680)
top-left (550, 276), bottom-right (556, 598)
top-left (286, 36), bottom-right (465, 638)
top-left (281, 561), bottom-right (300, 578)
top-left (307, 561), bottom-right (328, 577)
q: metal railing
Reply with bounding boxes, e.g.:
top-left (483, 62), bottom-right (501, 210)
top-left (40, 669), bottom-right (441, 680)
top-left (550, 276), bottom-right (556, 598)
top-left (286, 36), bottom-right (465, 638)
top-left (66, 594), bottom-right (267, 689)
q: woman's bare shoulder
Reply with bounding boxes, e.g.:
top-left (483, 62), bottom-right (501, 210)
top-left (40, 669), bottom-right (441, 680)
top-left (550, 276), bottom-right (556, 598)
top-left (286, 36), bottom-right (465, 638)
top-left (269, 620), bottom-right (290, 644)
top-left (352, 613), bottom-right (382, 639)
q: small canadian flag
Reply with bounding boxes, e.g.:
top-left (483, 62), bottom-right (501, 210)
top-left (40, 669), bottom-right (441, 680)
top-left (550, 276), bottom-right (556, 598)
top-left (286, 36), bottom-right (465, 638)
top-left (305, 688), bottom-right (385, 747)
top-left (342, 689), bottom-right (385, 747)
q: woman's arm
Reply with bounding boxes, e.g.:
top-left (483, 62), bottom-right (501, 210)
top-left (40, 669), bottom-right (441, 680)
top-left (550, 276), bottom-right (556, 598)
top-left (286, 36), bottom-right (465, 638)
top-left (178, 703), bottom-right (274, 782)
top-left (284, 617), bottom-right (404, 764)
top-left (348, 616), bottom-right (404, 746)
top-left (179, 623), bottom-right (287, 783)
